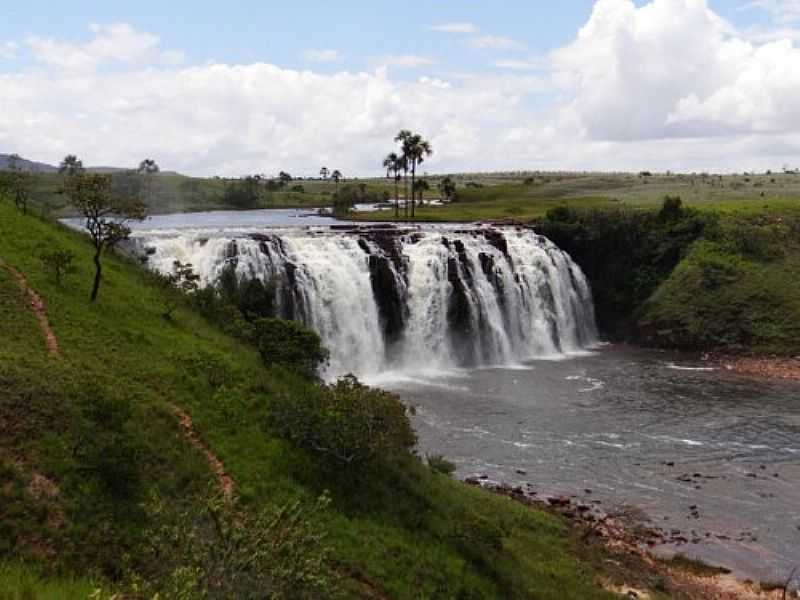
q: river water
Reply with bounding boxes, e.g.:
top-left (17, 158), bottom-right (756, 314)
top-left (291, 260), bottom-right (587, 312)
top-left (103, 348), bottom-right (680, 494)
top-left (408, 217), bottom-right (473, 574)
top-left (75, 209), bottom-right (799, 582)
top-left (370, 347), bottom-right (800, 583)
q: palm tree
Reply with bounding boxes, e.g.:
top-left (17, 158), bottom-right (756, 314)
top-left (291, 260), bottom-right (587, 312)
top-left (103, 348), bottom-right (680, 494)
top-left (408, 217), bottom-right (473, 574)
top-left (331, 170), bottom-right (343, 192)
top-left (394, 130), bottom-right (413, 219)
top-left (137, 158), bottom-right (160, 204)
top-left (402, 133), bottom-right (433, 219)
top-left (319, 166), bottom-right (329, 180)
top-left (59, 154), bottom-right (84, 177)
top-left (137, 158), bottom-right (160, 175)
top-left (383, 152), bottom-right (404, 220)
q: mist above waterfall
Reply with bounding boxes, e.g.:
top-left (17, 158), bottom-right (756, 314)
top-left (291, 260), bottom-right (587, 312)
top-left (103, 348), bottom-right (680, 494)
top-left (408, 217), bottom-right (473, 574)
top-left (134, 225), bottom-right (598, 379)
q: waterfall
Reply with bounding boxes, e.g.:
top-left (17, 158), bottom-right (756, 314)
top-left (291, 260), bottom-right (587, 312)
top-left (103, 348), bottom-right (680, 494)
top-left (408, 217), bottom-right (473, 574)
top-left (132, 225), bottom-right (598, 378)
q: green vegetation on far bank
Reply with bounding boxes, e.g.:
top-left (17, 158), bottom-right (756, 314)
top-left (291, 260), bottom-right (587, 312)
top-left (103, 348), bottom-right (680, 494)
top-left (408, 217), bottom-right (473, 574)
top-left (540, 198), bottom-right (800, 355)
top-left (0, 200), bottom-right (630, 597)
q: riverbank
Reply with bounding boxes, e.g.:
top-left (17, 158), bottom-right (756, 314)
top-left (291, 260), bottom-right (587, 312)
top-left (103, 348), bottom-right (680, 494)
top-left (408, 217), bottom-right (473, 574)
top-left (467, 477), bottom-right (798, 599)
top-left (709, 353), bottom-right (800, 381)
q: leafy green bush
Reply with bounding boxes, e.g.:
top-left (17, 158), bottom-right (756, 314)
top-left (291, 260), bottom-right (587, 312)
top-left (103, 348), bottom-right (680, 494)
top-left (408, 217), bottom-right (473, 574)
top-left (253, 318), bottom-right (329, 380)
top-left (266, 375), bottom-right (417, 468)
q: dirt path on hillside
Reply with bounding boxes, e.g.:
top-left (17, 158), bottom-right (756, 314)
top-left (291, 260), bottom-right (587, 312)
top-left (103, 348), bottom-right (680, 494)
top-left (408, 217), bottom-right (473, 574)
top-left (172, 405), bottom-right (235, 500)
top-left (0, 258), bottom-right (60, 357)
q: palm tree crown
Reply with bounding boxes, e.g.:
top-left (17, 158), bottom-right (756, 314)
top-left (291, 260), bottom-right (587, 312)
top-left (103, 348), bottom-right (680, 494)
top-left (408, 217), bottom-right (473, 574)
top-left (138, 158), bottom-right (160, 175)
top-left (59, 154), bottom-right (84, 177)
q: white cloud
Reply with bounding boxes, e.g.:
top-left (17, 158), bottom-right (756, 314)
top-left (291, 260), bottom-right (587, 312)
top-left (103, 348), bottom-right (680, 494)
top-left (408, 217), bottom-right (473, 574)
top-left (469, 35), bottom-right (527, 51)
top-left (26, 23), bottom-right (180, 71)
top-left (3, 6), bottom-right (800, 177)
top-left (374, 54), bottom-right (436, 68)
top-left (0, 41), bottom-right (18, 60)
top-left (430, 22), bottom-right (479, 34)
top-left (551, 0), bottom-right (800, 142)
top-left (302, 48), bottom-right (342, 63)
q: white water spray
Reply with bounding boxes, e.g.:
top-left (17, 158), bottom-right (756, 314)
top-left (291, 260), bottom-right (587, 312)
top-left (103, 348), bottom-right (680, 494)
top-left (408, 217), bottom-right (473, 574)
top-left (133, 226), bottom-right (598, 379)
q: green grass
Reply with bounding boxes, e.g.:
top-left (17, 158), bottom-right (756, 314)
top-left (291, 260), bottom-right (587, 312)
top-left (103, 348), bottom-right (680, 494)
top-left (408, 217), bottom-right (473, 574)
top-left (0, 200), bottom-right (623, 598)
top-left (0, 564), bottom-right (98, 600)
top-left (350, 172), bottom-right (800, 223)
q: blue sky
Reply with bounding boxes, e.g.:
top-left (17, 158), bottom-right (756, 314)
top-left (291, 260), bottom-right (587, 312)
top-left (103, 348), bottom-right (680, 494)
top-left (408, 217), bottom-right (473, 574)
top-left (0, 1), bottom-right (775, 74)
top-left (1, 1), bottom-right (799, 175)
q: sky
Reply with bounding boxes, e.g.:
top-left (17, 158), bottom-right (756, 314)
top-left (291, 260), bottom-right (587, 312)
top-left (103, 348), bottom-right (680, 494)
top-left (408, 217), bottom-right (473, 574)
top-left (0, 0), bottom-right (799, 176)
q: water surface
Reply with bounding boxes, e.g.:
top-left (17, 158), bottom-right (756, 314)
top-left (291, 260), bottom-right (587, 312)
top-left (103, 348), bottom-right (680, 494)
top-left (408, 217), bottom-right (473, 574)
top-left (375, 346), bottom-right (800, 582)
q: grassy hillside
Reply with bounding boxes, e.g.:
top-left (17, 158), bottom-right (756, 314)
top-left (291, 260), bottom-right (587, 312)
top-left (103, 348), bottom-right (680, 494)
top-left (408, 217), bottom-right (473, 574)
top-left (0, 200), bottom-right (628, 598)
top-left (537, 201), bottom-right (800, 355)
top-left (638, 213), bottom-right (800, 353)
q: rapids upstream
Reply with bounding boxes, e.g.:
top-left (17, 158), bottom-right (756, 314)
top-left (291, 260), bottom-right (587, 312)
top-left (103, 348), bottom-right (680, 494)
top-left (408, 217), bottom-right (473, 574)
top-left (95, 208), bottom-right (799, 583)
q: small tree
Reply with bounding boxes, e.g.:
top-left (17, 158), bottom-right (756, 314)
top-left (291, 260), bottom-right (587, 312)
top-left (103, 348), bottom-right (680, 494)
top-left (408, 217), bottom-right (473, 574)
top-left (319, 166), bottom-right (329, 180)
top-left (413, 178), bottom-right (430, 206)
top-left (331, 185), bottom-right (359, 217)
top-left (162, 260), bottom-right (201, 320)
top-left (331, 169), bottom-right (342, 192)
top-left (3, 155), bottom-right (32, 215)
top-left (438, 176), bottom-right (457, 202)
top-left (40, 249), bottom-right (76, 286)
top-left (59, 154), bottom-right (84, 177)
top-left (65, 173), bottom-right (147, 302)
top-left (278, 171), bottom-right (292, 187)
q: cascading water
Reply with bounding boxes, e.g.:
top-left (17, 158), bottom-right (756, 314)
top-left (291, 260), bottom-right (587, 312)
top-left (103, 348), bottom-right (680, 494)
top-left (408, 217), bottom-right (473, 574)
top-left (132, 225), bottom-right (598, 378)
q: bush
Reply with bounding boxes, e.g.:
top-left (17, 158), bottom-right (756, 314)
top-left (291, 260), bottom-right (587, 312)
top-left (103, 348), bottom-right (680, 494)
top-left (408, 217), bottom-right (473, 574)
top-left (266, 375), bottom-right (417, 469)
top-left (40, 249), bottom-right (76, 286)
top-left (427, 454), bottom-right (456, 476)
top-left (659, 195), bottom-right (683, 221)
top-left (253, 318), bottom-right (329, 380)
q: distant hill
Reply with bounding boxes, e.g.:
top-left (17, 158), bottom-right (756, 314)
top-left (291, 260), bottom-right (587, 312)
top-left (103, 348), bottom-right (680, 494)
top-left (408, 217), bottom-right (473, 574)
top-left (0, 154), bottom-right (58, 173)
top-left (0, 154), bottom-right (183, 176)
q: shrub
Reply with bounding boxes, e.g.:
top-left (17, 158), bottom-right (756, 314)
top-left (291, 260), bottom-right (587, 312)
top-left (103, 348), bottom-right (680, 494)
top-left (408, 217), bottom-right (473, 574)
top-left (253, 318), bottom-right (328, 379)
top-left (427, 454), bottom-right (456, 476)
top-left (266, 375), bottom-right (417, 469)
top-left (40, 248), bottom-right (76, 286)
top-left (659, 195), bottom-right (683, 221)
